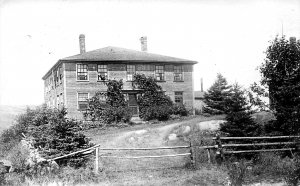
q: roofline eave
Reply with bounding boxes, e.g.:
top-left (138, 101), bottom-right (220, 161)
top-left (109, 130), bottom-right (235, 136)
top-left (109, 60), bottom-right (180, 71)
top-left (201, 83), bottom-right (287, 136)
top-left (60, 59), bottom-right (198, 64)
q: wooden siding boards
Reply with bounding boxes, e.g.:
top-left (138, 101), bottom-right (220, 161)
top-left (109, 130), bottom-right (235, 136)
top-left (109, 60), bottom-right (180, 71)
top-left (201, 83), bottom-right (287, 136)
top-left (44, 59), bottom-right (196, 120)
top-left (61, 62), bottom-right (194, 119)
top-left (44, 64), bottom-right (65, 108)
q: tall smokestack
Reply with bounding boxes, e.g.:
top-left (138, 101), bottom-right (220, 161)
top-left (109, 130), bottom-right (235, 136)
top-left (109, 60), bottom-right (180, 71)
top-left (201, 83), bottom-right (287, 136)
top-left (140, 36), bottom-right (147, 52)
top-left (79, 34), bottom-right (86, 54)
top-left (201, 78), bottom-right (203, 92)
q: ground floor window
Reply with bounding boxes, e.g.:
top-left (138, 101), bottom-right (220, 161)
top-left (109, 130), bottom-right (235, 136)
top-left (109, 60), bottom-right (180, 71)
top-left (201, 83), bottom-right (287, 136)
top-left (78, 93), bottom-right (89, 110)
top-left (174, 92), bottom-right (183, 104)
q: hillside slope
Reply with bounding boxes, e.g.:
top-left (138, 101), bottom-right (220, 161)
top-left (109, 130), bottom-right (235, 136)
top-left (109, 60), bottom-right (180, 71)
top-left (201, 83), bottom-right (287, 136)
top-left (0, 105), bottom-right (27, 132)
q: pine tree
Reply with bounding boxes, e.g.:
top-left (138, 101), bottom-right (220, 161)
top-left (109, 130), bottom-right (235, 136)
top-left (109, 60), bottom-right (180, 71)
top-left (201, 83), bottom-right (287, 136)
top-left (204, 73), bottom-right (232, 114)
top-left (220, 83), bottom-right (260, 137)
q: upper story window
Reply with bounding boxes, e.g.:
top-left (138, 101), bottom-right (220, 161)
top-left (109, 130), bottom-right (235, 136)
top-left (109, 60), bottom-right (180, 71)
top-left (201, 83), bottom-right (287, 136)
top-left (50, 77), bottom-right (54, 89)
top-left (59, 67), bottom-right (63, 83)
top-left (98, 65), bottom-right (108, 81)
top-left (78, 93), bottom-right (89, 110)
top-left (155, 65), bottom-right (164, 81)
top-left (127, 65), bottom-right (136, 81)
top-left (77, 64), bottom-right (88, 81)
top-left (55, 70), bottom-right (59, 85)
top-left (174, 65), bottom-right (183, 81)
top-left (175, 92), bottom-right (183, 104)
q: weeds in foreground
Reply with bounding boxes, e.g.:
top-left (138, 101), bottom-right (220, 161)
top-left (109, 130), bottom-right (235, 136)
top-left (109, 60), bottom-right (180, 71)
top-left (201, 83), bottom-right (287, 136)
top-left (4, 161), bottom-right (105, 186)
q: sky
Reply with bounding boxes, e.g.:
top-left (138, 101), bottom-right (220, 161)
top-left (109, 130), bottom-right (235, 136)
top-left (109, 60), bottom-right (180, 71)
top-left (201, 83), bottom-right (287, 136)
top-left (0, 0), bottom-right (299, 106)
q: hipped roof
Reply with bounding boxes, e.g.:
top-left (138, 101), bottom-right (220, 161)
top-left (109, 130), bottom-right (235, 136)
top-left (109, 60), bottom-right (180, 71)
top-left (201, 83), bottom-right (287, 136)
top-left (42, 46), bottom-right (197, 80)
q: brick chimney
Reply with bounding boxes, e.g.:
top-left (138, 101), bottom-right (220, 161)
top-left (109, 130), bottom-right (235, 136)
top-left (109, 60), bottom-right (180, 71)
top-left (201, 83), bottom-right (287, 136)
top-left (201, 78), bottom-right (203, 92)
top-left (79, 34), bottom-right (86, 54)
top-left (140, 36), bottom-right (147, 52)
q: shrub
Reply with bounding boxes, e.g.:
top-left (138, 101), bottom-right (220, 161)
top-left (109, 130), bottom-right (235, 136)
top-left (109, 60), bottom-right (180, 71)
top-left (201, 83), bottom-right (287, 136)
top-left (0, 107), bottom-right (36, 157)
top-left (84, 80), bottom-right (132, 124)
top-left (4, 160), bottom-right (105, 186)
top-left (7, 143), bottom-right (30, 173)
top-left (172, 104), bottom-right (189, 116)
top-left (282, 155), bottom-right (300, 186)
top-left (194, 108), bottom-right (202, 115)
top-left (142, 104), bottom-right (173, 121)
top-left (101, 106), bottom-right (133, 124)
top-left (184, 166), bottom-right (229, 185)
top-left (133, 74), bottom-right (174, 121)
top-left (225, 159), bottom-right (252, 186)
top-left (8, 105), bottom-right (92, 168)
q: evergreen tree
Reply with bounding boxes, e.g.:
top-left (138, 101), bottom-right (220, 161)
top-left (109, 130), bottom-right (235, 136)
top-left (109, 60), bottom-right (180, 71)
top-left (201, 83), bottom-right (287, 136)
top-left (204, 73), bottom-right (232, 114)
top-left (220, 83), bottom-right (260, 137)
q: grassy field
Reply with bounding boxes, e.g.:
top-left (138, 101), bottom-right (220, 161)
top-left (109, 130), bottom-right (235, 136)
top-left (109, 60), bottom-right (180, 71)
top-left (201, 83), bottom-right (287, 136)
top-left (84, 115), bottom-right (232, 185)
top-left (82, 113), bottom-right (287, 186)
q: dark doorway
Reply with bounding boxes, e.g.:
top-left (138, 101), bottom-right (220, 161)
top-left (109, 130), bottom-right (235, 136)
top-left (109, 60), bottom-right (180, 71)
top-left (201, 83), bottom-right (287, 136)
top-left (128, 94), bottom-right (139, 116)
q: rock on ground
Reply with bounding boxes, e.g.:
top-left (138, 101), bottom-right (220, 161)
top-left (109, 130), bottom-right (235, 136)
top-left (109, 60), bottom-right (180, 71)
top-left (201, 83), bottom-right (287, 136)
top-left (198, 120), bottom-right (226, 131)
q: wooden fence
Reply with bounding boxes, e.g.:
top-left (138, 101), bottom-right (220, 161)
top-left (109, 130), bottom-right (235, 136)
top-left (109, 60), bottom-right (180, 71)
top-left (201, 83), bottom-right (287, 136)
top-left (46, 135), bottom-right (300, 174)
top-left (211, 134), bottom-right (300, 163)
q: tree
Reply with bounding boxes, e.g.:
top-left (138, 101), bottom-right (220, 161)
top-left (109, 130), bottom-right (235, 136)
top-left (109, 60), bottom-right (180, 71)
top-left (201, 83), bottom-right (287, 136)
top-left (27, 106), bottom-right (91, 167)
top-left (1, 106), bottom-right (92, 168)
top-left (133, 74), bottom-right (174, 121)
top-left (203, 73), bottom-right (232, 114)
top-left (259, 36), bottom-right (300, 135)
top-left (84, 79), bottom-right (132, 123)
top-left (220, 83), bottom-right (260, 137)
top-left (247, 82), bottom-right (269, 112)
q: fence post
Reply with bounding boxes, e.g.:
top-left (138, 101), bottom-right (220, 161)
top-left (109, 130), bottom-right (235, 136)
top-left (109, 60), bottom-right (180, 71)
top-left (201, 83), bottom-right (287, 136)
top-left (189, 141), bottom-right (195, 168)
top-left (207, 149), bottom-right (211, 163)
top-left (215, 133), bottom-right (224, 165)
top-left (94, 147), bottom-right (99, 174)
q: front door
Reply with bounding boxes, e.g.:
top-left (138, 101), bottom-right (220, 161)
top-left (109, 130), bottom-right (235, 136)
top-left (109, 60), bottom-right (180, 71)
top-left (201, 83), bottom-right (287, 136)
top-left (128, 94), bottom-right (139, 116)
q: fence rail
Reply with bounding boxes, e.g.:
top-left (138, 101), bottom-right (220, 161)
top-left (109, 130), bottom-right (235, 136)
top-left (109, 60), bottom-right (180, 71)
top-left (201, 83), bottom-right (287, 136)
top-left (212, 134), bottom-right (300, 163)
top-left (100, 153), bottom-right (192, 159)
top-left (44, 134), bottom-right (300, 174)
top-left (98, 146), bottom-right (190, 151)
top-left (213, 136), bottom-right (300, 140)
top-left (224, 148), bottom-right (296, 154)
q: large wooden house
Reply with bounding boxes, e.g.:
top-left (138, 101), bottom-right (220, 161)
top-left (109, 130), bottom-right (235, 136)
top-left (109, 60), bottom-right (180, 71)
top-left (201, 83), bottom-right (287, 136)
top-left (42, 35), bottom-right (198, 119)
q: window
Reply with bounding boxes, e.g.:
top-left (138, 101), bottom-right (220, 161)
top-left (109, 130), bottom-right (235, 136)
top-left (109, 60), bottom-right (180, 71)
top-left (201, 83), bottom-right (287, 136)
top-left (97, 65), bottom-right (107, 81)
top-left (78, 93), bottom-right (89, 110)
top-left (175, 92), bottom-right (183, 104)
top-left (56, 95), bottom-right (60, 108)
top-left (77, 64), bottom-right (88, 81)
top-left (60, 93), bottom-right (63, 106)
top-left (155, 65), bottom-right (164, 81)
top-left (59, 67), bottom-right (63, 83)
top-left (127, 65), bottom-right (136, 81)
top-left (50, 77), bottom-right (54, 89)
top-left (174, 65), bottom-right (183, 81)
